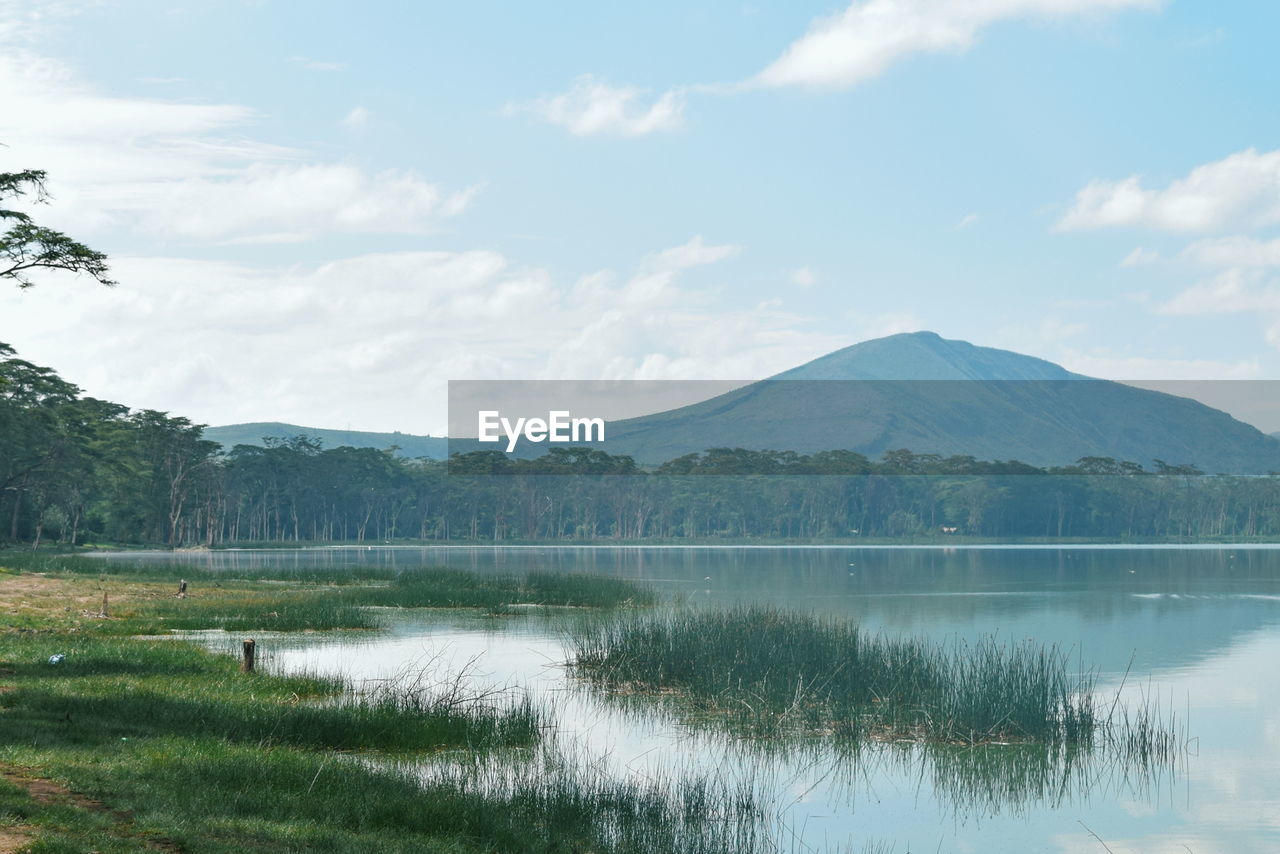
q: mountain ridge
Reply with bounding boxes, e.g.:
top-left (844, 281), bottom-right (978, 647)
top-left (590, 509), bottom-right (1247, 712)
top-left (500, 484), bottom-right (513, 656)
top-left (209, 333), bottom-right (1280, 473)
top-left (771, 331), bottom-right (1082, 382)
top-left (202, 422), bottom-right (448, 459)
top-left (598, 332), bottom-right (1280, 471)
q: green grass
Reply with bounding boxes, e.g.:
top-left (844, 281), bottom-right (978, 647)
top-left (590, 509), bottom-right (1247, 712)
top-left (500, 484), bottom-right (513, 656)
top-left (6, 737), bottom-right (771, 854)
top-left (1, 552), bottom-right (656, 634)
top-left (115, 569), bottom-right (655, 633)
top-left (569, 606), bottom-right (1179, 758)
top-left (0, 626), bottom-right (785, 853)
top-left (7, 552), bottom-right (651, 598)
top-left (0, 558), bottom-right (799, 853)
top-left (0, 633), bottom-right (541, 755)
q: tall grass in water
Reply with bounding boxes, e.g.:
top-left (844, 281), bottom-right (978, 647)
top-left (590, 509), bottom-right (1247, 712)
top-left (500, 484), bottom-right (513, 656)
top-left (570, 606), bottom-right (1177, 757)
top-left (0, 633), bottom-right (541, 753)
top-left (33, 734), bottom-right (799, 854)
top-left (419, 750), bottom-right (773, 854)
top-left (0, 628), bottom-right (813, 852)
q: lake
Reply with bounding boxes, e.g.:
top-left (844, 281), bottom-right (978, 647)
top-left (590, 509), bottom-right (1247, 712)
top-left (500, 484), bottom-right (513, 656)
top-left (107, 545), bottom-right (1280, 853)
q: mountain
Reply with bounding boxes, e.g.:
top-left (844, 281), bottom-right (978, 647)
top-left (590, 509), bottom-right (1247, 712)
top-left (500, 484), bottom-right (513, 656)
top-left (202, 422), bottom-right (447, 460)
top-left (597, 332), bottom-right (1280, 472)
top-left (771, 331), bottom-right (1078, 382)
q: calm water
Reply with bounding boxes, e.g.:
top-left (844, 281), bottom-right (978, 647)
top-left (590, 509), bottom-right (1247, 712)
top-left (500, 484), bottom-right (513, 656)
top-left (116, 545), bottom-right (1280, 852)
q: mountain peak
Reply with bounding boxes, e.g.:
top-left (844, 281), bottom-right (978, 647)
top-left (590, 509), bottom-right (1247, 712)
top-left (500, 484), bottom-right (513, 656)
top-left (772, 331), bottom-right (1083, 382)
top-left (603, 332), bottom-right (1280, 470)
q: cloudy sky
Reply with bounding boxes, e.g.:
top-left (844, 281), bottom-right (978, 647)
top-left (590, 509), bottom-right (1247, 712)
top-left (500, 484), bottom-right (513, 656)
top-left (2, 0), bottom-right (1278, 434)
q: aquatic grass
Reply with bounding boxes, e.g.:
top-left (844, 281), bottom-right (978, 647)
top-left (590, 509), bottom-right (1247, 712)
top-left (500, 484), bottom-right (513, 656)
top-left (337, 567), bottom-right (657, 611)
top-left (0, 623), bottom-right (789, 853)
top-left (0, 633), bottom-right (541, 754)
top-left (568, 606), bottom-right (1174, 754)
top-left (0, 619), bottom-right (798, 853)
top-left (16, 736), bottom-right (785, 854)
top-left (0, 568), bottom-right (869, 854)
top-left (416, 750), bottom-right (774, 854)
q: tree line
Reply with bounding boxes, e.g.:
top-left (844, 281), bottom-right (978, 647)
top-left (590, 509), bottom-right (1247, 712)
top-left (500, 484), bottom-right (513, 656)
top-left (5, 164), bottom-right (1273, 546)
top-left (5, 341), bottom-right (1280, 547)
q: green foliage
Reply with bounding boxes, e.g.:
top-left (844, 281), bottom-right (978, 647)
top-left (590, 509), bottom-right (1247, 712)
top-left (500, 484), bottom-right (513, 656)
top-left (1, 169), bottom-right (115, 289)
top-left (27, 737), bottom-right (771, 853)
top-left (202, 421), bottom-right (448, 460)
top-left (0, 628), bottom-right (778, 853)
top-left (0, 633), bottom-right (540, 753)
top-left (5, 339), bottom-right (1280, 547)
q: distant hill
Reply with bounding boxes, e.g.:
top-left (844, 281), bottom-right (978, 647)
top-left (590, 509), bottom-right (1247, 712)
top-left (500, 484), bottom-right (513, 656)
top-left (772, 330), bottom-right (1077, 382)
top-left (202, 422), bottom-right (447, 460)
top-left (597, 332), bottom-right (1280, 472)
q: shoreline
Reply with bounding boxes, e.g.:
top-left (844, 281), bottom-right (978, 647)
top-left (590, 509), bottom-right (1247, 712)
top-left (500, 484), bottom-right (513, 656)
top-left (72, 539), bottom-right (1280, 553)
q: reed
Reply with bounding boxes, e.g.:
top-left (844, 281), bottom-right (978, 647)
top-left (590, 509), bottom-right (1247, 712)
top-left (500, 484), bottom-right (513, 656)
top-left (569, 606), bottom-right (1176, 755)
top-left (13, 736), bottom-right (785, 854)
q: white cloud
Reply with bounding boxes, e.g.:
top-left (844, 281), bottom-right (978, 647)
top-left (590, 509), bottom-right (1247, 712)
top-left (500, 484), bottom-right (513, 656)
top-left (1058, 349), bottom-right (1262, 380)
top-left (845, 311), bottom-right (923, 339)
top-left (1120, 247), bottom-right (1160, 267)
top-left (0, 54), bottom-right (475, 243)
top-left (0, 239), bottom-right (844, 432)
top-left (510, 75), bottom-right (684, 137)
top-left (954, 212), bottom-right (979, 230)
top-left (1057, 148), bottom-right (1280, 233)
top-left (647, 235), bottom-right (741, 271)
top-left (0, 0), bottom-right (97, 43)
top-left (790, 266), bottom-right (816, 287)
top-left (993, 316), bottom-right (1087, 361)
top-left (1180, 235), bottom-right (1280, 269)
top-left (1143, 239), bottom-right (1280, 356)
top-left (133, 164), bottom-right (477, 243)
top-left (341, 105), bottom-right (370, 129)
top-left (1157, 269), bottom-right (1280, 316)
top-left (1039, 317), bottom-right (1086, 341)
top-left (753, 0), bottom-right (1159, 89)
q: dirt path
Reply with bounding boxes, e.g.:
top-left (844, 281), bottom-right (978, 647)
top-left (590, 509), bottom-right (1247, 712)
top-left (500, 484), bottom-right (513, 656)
top-left (0, 766), bottom-right (182, 853)
top-left (0, 827), bottom-right (31, 854)
top-left (0, 571), bottom-right (177, 628)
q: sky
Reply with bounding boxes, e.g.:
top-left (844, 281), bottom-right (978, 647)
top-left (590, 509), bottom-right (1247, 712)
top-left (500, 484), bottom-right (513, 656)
top-left (2, 0), bottom-right (1279, 434)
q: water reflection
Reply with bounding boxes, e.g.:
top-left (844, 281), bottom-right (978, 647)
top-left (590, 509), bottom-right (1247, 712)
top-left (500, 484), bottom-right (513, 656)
top-left (159, 546), bottom-right (1280, 852)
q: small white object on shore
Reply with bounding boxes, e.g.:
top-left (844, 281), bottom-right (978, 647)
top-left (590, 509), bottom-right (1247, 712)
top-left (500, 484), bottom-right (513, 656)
top-left (48, 653), bottom-right (65, 664)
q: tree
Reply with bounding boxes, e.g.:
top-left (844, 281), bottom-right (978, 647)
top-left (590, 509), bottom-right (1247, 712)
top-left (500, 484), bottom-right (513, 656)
top-left (1, 168), bottom-right (115, 288)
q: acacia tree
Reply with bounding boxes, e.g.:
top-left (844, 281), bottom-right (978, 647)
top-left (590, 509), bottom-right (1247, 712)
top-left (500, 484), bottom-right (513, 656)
top-left (1, 168), bottom-right (115, 288)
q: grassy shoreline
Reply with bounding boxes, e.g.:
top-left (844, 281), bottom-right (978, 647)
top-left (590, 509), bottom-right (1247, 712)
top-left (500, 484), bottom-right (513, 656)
top-left (3, 553), bottom-right (655, 633)
top-left (0, 554), bottom-right (1185, 852)
top-left (2, 560), bottom-right (753, 853)
top-left (15, 531), bottom-right (1280, 554)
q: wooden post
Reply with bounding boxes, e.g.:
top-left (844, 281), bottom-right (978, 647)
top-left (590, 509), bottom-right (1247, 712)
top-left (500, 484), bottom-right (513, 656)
top-left (241, 638), bottom-right (256, 673)
top-left (100, 592), bottom-right (109, 618)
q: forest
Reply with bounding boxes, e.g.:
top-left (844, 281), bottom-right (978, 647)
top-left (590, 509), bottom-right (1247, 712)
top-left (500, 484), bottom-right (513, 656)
top-left (3, 340), bottom-right (1278, 547)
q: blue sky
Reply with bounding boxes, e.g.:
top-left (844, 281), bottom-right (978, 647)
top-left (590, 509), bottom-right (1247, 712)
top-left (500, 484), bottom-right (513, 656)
top-left (2, 0), bottom-right (1279, 432)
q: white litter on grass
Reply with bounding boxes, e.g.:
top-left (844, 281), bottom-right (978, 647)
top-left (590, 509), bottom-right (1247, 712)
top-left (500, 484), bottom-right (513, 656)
top-left (48, 653), bottom-right (65, 664)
